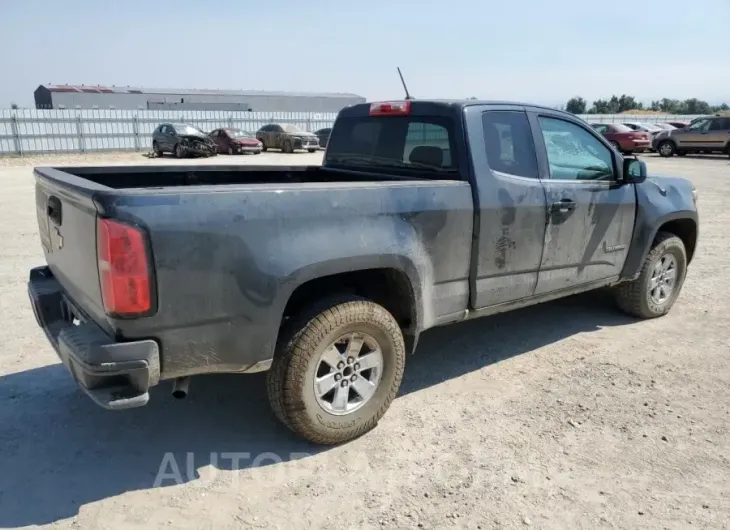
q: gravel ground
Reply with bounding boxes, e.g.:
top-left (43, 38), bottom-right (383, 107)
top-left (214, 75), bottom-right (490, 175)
top-left (0, 152), bottom-right (728, 530)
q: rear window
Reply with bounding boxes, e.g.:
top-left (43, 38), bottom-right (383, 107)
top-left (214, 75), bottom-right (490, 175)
top-left (325, 115), bottom-right (458, 176)
top-left (611, 124), bottom-right (633, 133)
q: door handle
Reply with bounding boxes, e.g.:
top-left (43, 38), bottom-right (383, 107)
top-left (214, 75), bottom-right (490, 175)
top-left (550, 199), bottom-right (576, 214)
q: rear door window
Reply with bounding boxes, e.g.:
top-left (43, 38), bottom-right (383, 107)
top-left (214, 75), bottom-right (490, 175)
top-left (325, 115), bottom-right (458, 176)
top-left (481, 111), bottom-right (538, 179)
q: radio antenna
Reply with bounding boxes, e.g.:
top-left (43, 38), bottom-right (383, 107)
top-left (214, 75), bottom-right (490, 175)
top-left (397, 67), bottom-right (413, 100)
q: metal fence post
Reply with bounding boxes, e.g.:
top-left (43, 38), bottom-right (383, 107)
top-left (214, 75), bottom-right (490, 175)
top-left (76, 114), bottom-right (85, 153)
top-left (133, 113), bottom-right (140, 151)
top-left (10, 113), bottom-right (22, 156)
top-left (228, 114), bottom-right (233, 128)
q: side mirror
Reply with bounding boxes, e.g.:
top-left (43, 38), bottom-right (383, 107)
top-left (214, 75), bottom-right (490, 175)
top-left (623, 158), bottom-right (647, 184)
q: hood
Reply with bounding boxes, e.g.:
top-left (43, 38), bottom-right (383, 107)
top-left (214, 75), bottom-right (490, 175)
top-left (643, 174), bottom-right (696, 208)
top-left (180, 132), bottom-right (209, 141)
top-left (234, 137), bottom-right (261, 145)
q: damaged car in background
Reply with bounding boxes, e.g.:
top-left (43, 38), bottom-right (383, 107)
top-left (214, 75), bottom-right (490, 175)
top-left (152, 123), bottom-right (217, 158)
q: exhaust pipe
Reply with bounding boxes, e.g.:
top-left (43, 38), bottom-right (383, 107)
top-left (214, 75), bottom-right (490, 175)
top-left (172, 377), bottom-right (190, 399)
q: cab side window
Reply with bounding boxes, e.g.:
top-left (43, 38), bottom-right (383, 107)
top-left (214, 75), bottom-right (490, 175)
top-left (481, 111), bottom-right (538, 179)
top-left (538, 117), bottom-right (615, 181)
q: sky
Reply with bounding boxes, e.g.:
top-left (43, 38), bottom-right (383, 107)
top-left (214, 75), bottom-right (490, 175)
top-left (1, 0), bottom-right (728, 108)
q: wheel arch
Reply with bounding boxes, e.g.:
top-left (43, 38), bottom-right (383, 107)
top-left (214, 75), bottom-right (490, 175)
top-left (622, 211), bottom-right (698, 279)
top-left (279, 258), bottom-right (424, 354)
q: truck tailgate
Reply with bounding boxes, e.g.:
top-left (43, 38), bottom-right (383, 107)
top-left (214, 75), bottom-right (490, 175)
top-left (35, 171), bottom-right (106, 325)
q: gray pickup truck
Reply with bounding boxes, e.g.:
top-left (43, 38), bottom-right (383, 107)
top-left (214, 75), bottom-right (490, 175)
top-left (28, 99), bottom-right (699, 445)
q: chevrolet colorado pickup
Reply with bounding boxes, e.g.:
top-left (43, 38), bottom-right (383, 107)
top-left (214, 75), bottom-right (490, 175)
top-left (28, 100), bottom-right (699, 445)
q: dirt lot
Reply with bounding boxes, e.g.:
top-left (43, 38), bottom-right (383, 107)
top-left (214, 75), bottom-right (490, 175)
top-left (0, 152), bottom-right (728, 530)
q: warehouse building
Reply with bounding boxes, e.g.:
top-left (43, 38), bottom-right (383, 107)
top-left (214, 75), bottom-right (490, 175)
top-left (33, 84), bottom-right (366, 112)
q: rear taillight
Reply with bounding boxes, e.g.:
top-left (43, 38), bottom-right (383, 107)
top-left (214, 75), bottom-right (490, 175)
top-left (97, 218), bottom-right (152, 316)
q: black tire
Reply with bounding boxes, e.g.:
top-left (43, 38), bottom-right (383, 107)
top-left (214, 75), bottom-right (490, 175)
top-left (677, 151), bottom-right (687, 157)
top-left (614, 232), bottom-right (687, 319)
top-left (266, 296), bottom-right (406, 445)
top-left (307, 148), bottom-right (317, 153)
top-left (253, 150), bottom-right (261, 155)
top-left (282, 139), bottom-right (293, 153)
top-left (174, 143), bottom-right (186, 159)
top-left (228, 145), bottom-right (235, 155)
top-left (657, 140), bottom-right (676, 157)
top-left (260, 139), bottom-right (267, 152)
top-left (152, 141), bottom-right (163, 157)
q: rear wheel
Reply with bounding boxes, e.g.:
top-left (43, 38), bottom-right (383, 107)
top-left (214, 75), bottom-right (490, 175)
top-left (260, 139), bottom-right (267, 152)
top-left (266, 296), bottom-right (406, 445)
top-left (658, 140), bottom-right (675, 157)
top-left (307, 148), bottom-right (317, 153)
top-left (614, 232), bottom-right (687, 319)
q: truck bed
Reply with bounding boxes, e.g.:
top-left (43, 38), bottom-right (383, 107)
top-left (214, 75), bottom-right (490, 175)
top-left (48, 164), bottom-right (426, 189)
top-left (33, 164), bottom-right (474, 380)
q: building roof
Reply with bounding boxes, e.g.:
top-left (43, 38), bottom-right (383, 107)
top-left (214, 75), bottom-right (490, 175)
top-left (38, 84), bottom-right (364, 99)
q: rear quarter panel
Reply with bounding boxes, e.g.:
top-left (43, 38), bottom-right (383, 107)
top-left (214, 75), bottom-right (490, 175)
top-left (97, 180), bottom-right (474, 378)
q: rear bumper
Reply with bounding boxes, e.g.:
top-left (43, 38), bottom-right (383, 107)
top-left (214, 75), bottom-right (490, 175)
top-left (27, 266), bottom-right (160, 410)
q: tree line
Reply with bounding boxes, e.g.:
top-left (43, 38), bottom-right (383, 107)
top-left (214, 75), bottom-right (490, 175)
top-left (565, 95), bottom-right (729, 115)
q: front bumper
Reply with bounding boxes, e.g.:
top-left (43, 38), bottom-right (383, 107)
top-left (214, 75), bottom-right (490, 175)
top-left (294, 138), bottom-right (320, 150)
top-left (236, 144), bottom-right (262, 154)
top-left (27, 266), bottom-right (160, 410)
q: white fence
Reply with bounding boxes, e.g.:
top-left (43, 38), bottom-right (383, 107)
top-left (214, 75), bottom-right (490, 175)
top-left (0, 109), bottom-right (339, 156)
top-left (0, 108), bottom-right (707, 156)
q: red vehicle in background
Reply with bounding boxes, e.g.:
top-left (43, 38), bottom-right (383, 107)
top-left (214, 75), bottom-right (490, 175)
top-left (590, 123), bottom-right (651, 154)
top-left (208, 128), bottom-right (263, 155)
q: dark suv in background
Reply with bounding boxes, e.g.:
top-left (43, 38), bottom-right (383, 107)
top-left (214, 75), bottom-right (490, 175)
top-left (653, 115), bottom-right (730, 157)
top-left (152, 123), bottom-right (216, 158)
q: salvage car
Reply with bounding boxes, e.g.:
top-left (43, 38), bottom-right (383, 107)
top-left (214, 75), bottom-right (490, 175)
top-left (314, 127), bottom-right (332, 148)
top-left (152, 123), bottom-right (216, 158)
top-left (256, 123), bottom-right (319, 153)
top-left (590, 122), bottom-right (652, 154)
top-left (28, 99), bottom-right (699, 446)
top-left (209, 128), bottom-right (263, 155)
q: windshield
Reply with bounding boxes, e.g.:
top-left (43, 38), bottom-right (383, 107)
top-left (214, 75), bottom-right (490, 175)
top-left (175, 125), bottom-right (205, 135)
top-left (325, 115), bottom-right (458, 176)
top-left (282, 123), bottom-right (305, 133)
top-left (230, 129), bottom-right (254, 137)
top-left (637, 122), bottom-right (662, 131)
top-left (654, 123), bottom-right (676, 130)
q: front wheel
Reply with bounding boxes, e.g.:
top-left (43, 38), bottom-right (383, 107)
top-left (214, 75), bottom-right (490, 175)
top-left (266, 296), bottom-right (406, 445)
top-left (307, 148), bottom-right (317, 153)
top-left (174, 143), bottom-right (186, 159)
top-left (152, 141), bottom-right (163, 157)
top-left (282, 139), bottom-right (293, 153)
top-left (657, 141), bottom-right (676, 157)
top-left (614, 232), bottom-right (687, 319)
